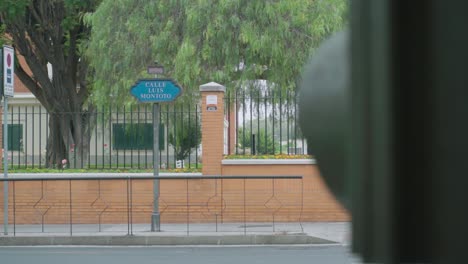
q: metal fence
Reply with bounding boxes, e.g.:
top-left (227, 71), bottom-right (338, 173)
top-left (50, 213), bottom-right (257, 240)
top-left (3, 104), bottom-right (201, 170)
top-left (0, 175), bottom-right (304, 236)
top-left (225, 88), bottom-right (307, 156)
top-left (2, 89), bottom-right (307, 169)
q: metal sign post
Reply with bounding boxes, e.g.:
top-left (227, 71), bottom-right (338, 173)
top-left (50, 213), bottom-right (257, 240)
top-left (151, 102), bottom-right (160, 231)
top-left (130, 68), bottom-right (183, 232)
top-left (3, 96), bottom-right (8, 235)
top-left (3, 45), bottom-right (15, 235)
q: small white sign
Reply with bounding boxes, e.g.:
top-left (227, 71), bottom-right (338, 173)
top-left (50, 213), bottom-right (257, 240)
top-left (206, 95), bottom-right (218, 105)
top-left (3, 45), bottom-right (15, 97)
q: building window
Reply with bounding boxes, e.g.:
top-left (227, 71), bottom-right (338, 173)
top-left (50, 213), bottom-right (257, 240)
top-left (112, 123), bottom-right (164, 150)
top-left (2, 124), bottom-right (23, 151)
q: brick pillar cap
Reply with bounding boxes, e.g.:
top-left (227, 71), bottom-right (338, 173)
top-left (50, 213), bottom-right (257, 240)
top-left (199, 82), bottom-right (226, 93)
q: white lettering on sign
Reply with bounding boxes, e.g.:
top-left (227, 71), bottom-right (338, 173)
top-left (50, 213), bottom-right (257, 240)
top-left (147, 87), bottom-right (164, 93)
top-left (141, 93), bottom-right (172, 99)
top-left (145, 81), bottom-right (166, 88)
top-left (207, 95), bottom-right (218, 105)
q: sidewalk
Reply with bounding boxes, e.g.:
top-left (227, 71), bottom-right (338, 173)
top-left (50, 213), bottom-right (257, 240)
top-left (0, 222), bottom-right (351, 246)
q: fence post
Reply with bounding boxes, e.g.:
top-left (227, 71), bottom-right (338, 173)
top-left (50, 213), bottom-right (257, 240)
top-left (0, 105), bottom-right (2, 170)
top-left (200, 82), bottom-right (226, 176)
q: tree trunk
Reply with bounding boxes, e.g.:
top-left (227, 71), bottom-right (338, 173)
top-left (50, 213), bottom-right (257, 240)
top-left (45, 111), bottom-right (95, 169)
top-left (46, 114), bottom-right (66, 168)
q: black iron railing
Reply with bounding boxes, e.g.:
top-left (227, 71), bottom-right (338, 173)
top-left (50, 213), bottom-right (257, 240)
top-left (3, 89), bottom-right (308, 169)
top-left (2, 104), bottom-right (201, 170)
top-left (0, 175), bottom-right (303, 236)
top-left (225, 88), bottom-right (308, 156)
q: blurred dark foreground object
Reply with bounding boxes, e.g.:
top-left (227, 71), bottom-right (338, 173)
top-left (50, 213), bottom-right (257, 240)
top-left (299, 1), bottom-right (468, 263)
top-left (299, 30), bottom-right (350, 209)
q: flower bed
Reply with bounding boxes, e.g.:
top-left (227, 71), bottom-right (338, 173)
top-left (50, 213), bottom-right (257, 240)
top-left (224, 154), bottom-right (313, 160)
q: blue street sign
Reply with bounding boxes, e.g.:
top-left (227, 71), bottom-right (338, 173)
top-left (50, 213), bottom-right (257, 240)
top-left (130, 79), bottom-right (183, 103)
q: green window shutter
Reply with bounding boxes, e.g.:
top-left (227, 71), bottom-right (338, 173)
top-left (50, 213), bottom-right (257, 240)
top-left (7, 124), bottom-right (23, 151)
top-left (112, 123), bottom-right (164, 150)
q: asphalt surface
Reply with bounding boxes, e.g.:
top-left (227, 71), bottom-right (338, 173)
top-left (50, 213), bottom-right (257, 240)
top-left (0, 245), bottom-right (361, 264)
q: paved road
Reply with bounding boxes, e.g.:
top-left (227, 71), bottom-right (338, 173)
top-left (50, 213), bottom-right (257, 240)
top-left (0, 245), bottom-right (361, 264)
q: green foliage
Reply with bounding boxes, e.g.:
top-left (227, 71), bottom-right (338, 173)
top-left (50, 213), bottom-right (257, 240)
top-left (87, 0), bottom-right (347, 107)
top-left (238, 128), bottom-right (277, 155)
top-left (168, 113), bottom-right (201, 161)
top-left (0, 24), bottom-right (8, 46)
top-left (0, 0), bottom-right (30, 20)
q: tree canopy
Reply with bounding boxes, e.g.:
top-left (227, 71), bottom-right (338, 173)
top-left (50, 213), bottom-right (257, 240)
top-left (0, 0), bottom-right (100, 167)
top-left (87, 0), bottom-right (347, 107)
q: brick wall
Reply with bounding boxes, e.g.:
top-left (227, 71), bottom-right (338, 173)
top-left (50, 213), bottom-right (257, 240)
top-left (0, 165), bottom-right (349, 225)
top-left (222, 162), bottom-right (350, 222)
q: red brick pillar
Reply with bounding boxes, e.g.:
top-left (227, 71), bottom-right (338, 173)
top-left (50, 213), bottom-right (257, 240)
top-left (200, 82), bottom-right (226, 175)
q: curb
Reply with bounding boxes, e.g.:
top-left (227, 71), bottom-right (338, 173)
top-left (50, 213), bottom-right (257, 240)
top-left (0, 235), bottom-right (336, 246)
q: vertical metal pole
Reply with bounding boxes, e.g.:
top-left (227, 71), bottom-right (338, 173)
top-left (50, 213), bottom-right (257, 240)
top-left (300, 178), bottom-right (304, 233)
top-left (129, 179), bottom-right (133, 235)
top-left (287, 91), bottom-right (290, 155)
top-left (272, 90), bottom-right (275, 153)
top-left (173, 105), bottom-right (176, 168)
top-left (24, 106), bottom-right (27, 168)
top-left (39, 105), bottom-right (42, 168)
top-left (126, 178), bottom-right (130, 235)
top-left (115, 108), bottom-right (119, 169)
top-left (252, 134), bottom-right (256, 155)
top-left (137, 106), bottom-right (141, 169)
top-left (129, 105), bottom-right (133, 169)
top-left (221, 179), bottom-right (224, 224)
top-left (130, 178), bottom-right (133, 235)
top-left (294, 94), bottom-right (298, 154)
top-left (226, 93), bottom-right (231, 155)
top-left (108, 106), bottom-right (112, 169)
top-left (265, 92), bottom-right (268, 154)
top-left (145, 105), bottom-right (148, 168)
top-left (15, 107), bottom-right (19, 167)
top-left (188, 104), bottom-right (191, 168)
top-left (41, 180), bottom-right (45, 232)
top-left (151, 103), bottom-right (160, 231)
top-left (272, 179), bottom-right (275, 232)
top-left (69, 179), bottom-right (73, 236)
top-left (235, 89), bottom-right (239, 155)
top-left (215, 179), bottom-right (218, 232)
top-left (166, 104), bottom-right (169, 168)
top-left (13, 181), bottom-right (15, 236)
top-left (250, 88), bottom-right (253, 155)
top-left (32, 106), bottom-right (35, 167)
top-left (123, 106), bottom-right (126, 169)
top-left (279, 90), bottom-right (282, 154)
top-left (3, 97), bottom-right (9, 235)
top-left (243, 178), bottom-right (246, 235)
top-left (257, 90), bottom-right (260, 154)
top-left (195, 105), bottom-right (199, 168)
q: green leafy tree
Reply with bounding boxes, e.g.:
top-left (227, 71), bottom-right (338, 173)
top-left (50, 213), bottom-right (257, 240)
top-left (0, 0), bottom-right (100, 167)
top-left (86, 0), bottom-right (347, 107)
top-left (168, 113), bottom-right (201, 161)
